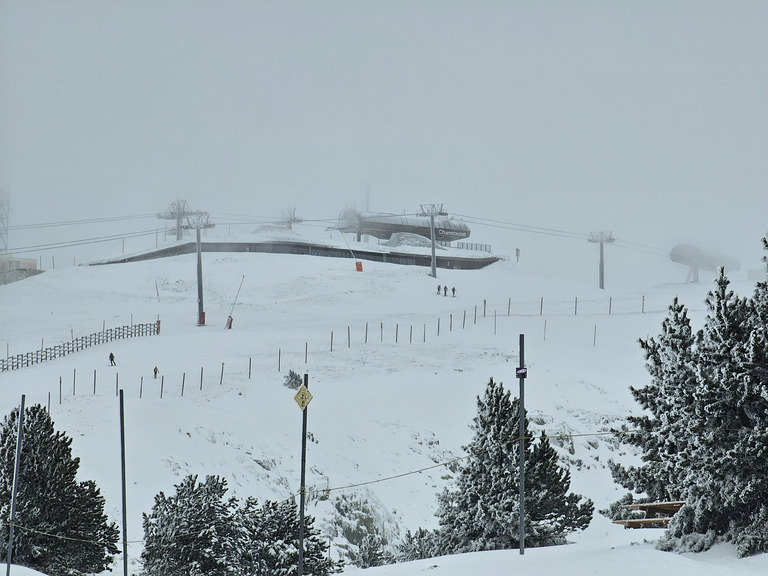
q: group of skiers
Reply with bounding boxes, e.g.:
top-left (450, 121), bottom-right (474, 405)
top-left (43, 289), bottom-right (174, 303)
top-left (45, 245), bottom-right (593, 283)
top-left (437, 285), bottom-right (456, 297)
top-left (108, 352), bottom-right (159, 379)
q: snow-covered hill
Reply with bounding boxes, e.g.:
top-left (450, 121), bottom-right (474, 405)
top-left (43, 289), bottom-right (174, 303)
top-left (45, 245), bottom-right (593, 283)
top-left (1, 232), bottom-right (767, 575)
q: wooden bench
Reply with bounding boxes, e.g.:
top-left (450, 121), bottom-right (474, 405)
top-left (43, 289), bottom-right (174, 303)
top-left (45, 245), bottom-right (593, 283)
top-left (612, 501), bottom-right (685, 529)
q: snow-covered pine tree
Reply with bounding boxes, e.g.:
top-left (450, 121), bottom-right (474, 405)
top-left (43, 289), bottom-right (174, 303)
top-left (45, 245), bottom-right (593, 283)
top-left (141, 475), bottom-right (239, 576)
top-left (436, 377), bottom-right (592, 554)
top-left (609, 296), bottom-right (697, 502)
top-left (350, 532), bottom-right (388, 568)
top-left (396, 528), bottom-right (441, 562)
top-left (612, 258), bottom-right (768, 557)
top-left (663, 269), bottom-right (768, 556)
top-left (525, 430), bottom-right (593, 546)
top-left (0, 404), bottom-right (119, 576)
top-left (232, 497), bottom-right (341, 576)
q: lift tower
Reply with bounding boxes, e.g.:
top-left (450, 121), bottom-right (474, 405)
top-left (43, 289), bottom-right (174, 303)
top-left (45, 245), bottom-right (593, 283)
top-left (157, 199), bottom-right (214, 241)
top-left (588, 231), bottom-right (615, 290)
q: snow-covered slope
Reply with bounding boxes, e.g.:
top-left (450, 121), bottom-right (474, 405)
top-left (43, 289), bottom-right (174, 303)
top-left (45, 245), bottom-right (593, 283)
top-left (1, 236), bottom-right (766, 575)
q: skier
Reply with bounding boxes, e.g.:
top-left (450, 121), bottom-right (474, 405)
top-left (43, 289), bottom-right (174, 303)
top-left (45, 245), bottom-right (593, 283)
top-left (452, 286), bottom-right (456, 297)
top-left (443, 286), bottom-right (447, 296)
top-left (109, 352), bottom-right (116, 366)
top-left (437, 285), bottom-right (441, 295)
top-left (154, 366), bottom-right (159, 379)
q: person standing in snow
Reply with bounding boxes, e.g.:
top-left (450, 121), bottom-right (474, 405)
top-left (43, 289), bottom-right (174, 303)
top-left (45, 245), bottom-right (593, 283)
top-left (452, 286), bottom-right (456, 297)
top-left (443, 286), bottom-right (447, 296)
top-left (109, 352), bottom-right (116, 366)
top-left (153, 366), bottom-right (159, 379)
top-left (437, 285), bottom-right (441, 295)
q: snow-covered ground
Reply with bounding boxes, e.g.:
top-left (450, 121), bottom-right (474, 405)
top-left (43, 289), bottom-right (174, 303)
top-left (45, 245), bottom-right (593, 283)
top-left (1, 226), bottom-right (767, 575)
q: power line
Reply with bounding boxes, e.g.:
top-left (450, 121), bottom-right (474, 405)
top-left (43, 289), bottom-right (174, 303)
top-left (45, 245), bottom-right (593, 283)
top-left (453, 213), bottom-right (588, 239)
top-left (9, 214), bottom-right (156, 231)
top-left (7, 229), bottom-right (161, 255)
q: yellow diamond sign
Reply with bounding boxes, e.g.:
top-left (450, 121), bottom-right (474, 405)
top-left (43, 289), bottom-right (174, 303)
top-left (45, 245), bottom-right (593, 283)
top-left (294, 385), bottom-right (313, 411)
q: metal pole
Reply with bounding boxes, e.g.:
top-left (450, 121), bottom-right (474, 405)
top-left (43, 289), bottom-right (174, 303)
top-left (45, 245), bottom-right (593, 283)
top-left (518, 334), bottom-right (526, 555)
top-left (298, 374), bottom-right (309, 576)
top-left (229, 275), bottom-right (245, 317)
top-left (599, 238), bottom-right (605, 289)
top-left (6, 395), bottom-right (25, 576)
top-left (429, 212), bottom-right (437, 278)
top-left (119, 390), bottom-right (129, 576)
top-left (196, 227), bottom-right (205, 325)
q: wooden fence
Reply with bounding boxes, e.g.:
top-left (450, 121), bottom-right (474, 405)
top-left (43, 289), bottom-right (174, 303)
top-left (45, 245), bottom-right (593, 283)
top-left (1, 321), bottom-right (161, 372)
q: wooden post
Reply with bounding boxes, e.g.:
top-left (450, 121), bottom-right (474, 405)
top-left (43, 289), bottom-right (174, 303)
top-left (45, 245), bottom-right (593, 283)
top-left (160, 376), bottom-right (164, 399)
top-left (200, 367), bottom-right (204, 391)
top-left (181, 373), bottom-right (186, 396)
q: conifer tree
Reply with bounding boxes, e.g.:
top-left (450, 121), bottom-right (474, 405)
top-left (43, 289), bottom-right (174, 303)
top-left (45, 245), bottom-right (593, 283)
top-left (0, 404), bottom-right (119, 576)
top-left (142, 477), bottom-right (341, 576)
top-left (664, 269), bottom-right (768, 556)
top-left (141, 475), bottom-right (239, 576)
top-left (396, 528), bottom-right (441, 562)
top-left (436, 378), bottom-right (592, 554)
top-left (232, 497), bottom-right (341, 576)
top-left (611, 255), bottom-right (768, 557)
top-left (609, 296), bottom-right (697, 502)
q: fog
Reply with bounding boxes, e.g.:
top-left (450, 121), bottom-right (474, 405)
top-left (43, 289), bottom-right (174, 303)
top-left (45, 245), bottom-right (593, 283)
top-left (2, 1), bottom-right (767, 278)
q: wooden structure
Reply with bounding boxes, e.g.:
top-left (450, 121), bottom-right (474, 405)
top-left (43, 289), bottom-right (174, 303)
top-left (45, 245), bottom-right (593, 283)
top-left (612, 501), bottom-right (685, 529)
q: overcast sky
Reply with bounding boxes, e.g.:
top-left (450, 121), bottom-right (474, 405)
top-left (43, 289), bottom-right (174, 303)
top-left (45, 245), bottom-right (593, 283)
top-left (1, 1), bottom-right (767, 268)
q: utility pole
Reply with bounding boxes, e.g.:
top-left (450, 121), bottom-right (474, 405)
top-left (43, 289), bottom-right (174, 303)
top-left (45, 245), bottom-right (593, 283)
top-left (588, 231), bottom-right (615, 290)
top-left (516, 336), bottom-right (527, 555)
top-left (294, 374), bottom-right (313, 576)
top-left (420, 204), bottom-right (443, 279)
top-left (119, 390), bottom-right (128, 576)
